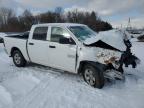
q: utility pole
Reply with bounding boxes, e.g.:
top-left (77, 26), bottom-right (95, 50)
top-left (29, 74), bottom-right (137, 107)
top-left (127, 17), bottom-right (132, 31)
top-left (121, 24), bottom-right (123, 29)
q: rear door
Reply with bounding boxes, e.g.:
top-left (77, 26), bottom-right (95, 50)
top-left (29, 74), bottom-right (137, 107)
top-left (48, 26), bottom-right (77, 73)
top-left (28, 26), bottom-right (50, 65)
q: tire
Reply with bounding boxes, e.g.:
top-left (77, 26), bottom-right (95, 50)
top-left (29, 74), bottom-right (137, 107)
top-left (12, 50), bottom-right (26, 67)
top-left (83, 64), bottom-right (105, 89)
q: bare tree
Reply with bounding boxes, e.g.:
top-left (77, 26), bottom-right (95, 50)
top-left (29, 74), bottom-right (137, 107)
top-left (0, 7), bottom-right (112, 32)
top-left (20, 9), bottom-right (34, 30)
top-left (0, 7), bottom-right (15, 25)
top-left (55, 7), bottom-right (63, 14)
top-left (55, 7), bottom-right (64, 23)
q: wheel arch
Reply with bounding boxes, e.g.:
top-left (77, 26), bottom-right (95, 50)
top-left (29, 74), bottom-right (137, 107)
top-left (11, 47), bottom-right (22, 57)
top-left (78, 61), bottom-right (107, 74)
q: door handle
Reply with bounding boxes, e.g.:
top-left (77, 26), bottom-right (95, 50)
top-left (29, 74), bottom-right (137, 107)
top-left (29, 43), bottom-right (34, 45)
top-left (49, 45), bottom-right (56, 48)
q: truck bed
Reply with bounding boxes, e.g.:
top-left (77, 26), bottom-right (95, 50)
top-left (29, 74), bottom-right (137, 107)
top-left (6, 32), bottom-right (29, 40)
top-left (4, 32), bottom-right (30, 61)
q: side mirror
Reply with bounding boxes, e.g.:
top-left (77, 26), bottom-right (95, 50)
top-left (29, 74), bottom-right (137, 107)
top-left (59, 37), bottom-right (75, 45)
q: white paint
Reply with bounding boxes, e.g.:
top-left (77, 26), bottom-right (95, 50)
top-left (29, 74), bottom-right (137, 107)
top-left (4, 23), bottom-right (127, 74)
top-left (0, 33), bottom-right (7, 38)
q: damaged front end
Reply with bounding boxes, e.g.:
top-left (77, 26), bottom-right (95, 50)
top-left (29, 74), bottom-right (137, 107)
top-left (84, 30), bottom-right (140, 80)
top-left (118, 40), bottom-right (140, 72)
top-left (105, 40), bottom-right (140, 80)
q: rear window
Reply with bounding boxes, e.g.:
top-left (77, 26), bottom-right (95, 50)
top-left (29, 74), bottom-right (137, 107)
top-left (33, 27), bottom-right (48, 40)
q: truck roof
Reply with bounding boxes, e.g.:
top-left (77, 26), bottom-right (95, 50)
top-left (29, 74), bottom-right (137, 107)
top-left (33, 23), bottom-right (85, 27)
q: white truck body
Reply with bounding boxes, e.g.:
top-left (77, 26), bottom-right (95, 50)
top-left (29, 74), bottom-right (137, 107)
top-left (3, 23), bottom-right (139, 81)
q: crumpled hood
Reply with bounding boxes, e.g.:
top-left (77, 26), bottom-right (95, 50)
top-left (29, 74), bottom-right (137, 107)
top-left (84, 30), bottom-right (127, 51)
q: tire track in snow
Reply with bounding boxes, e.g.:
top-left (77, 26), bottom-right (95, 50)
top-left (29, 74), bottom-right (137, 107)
top-left (0, 53), bottom-right (10, 64)
top-left (14, 74), bottom-right (78, 108)
top-left (14, 77), bottom-right (51, 108)
top-left (14, 71), bottom-right (62, 108)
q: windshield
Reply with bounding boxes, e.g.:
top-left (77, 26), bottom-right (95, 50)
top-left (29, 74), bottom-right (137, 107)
top-left (69, 26), bottom-right (96, 41)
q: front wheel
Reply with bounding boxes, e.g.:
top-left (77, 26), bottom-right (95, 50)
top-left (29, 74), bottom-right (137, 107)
top-left (83, 64), bottom-right (105, 89)
top-left (12, 50), bottom-right (26, 67)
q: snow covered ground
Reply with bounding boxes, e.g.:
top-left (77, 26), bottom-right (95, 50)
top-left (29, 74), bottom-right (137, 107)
top-left (0, 40), bottom-right (144, 108)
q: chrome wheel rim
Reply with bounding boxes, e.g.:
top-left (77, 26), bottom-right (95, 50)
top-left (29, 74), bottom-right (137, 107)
top-left (84, 69), bottom-right (96, 86)
top-left (14, 53), bottom-right (21, 64)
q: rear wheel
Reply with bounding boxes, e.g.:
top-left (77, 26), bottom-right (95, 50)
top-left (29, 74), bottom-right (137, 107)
top-left (83, 64), bottom-right (104, 89)
top-left (12, 50), bottom-right (26, 67)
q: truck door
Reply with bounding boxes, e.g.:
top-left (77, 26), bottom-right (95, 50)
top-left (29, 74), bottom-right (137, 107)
top-left (48, 26), bottom-right (77, 73)
top-left (28, 26), bottom-right (50, 66)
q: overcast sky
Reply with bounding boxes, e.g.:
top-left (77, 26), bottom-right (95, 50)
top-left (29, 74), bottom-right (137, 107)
top-left (0, 0), bottom-right (144, 28)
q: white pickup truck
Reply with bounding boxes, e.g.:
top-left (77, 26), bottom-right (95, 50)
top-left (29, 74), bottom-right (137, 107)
top-left (3, 23), bottom-right (139, 88)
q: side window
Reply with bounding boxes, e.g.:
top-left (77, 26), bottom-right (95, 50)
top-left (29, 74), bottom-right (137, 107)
top-left (33, 27), bottom-right (48, 40)
top-left (51, 27), bottom-right (71, 42)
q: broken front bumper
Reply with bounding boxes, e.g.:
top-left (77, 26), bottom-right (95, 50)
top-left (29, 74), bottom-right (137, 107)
top-left (118, 49), bottom-right (141, 73)
top-left (104, 50), bottom-right (140, 80)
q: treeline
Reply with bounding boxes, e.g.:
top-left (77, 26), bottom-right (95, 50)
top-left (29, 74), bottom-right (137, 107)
top-left (0, 7), bottom-right (112, 32)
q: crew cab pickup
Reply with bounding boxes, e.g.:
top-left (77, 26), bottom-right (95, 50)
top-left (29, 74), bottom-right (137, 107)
top-left (3, 23), bottom-right (140, 88)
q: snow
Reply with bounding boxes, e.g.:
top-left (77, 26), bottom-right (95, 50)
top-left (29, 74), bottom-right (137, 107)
top-left (0, 85), bottom-right (12, 108)
top-left (0, 39), bottom-right (144, 108)
top-left (2, 74), bottom-right (40, 101)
